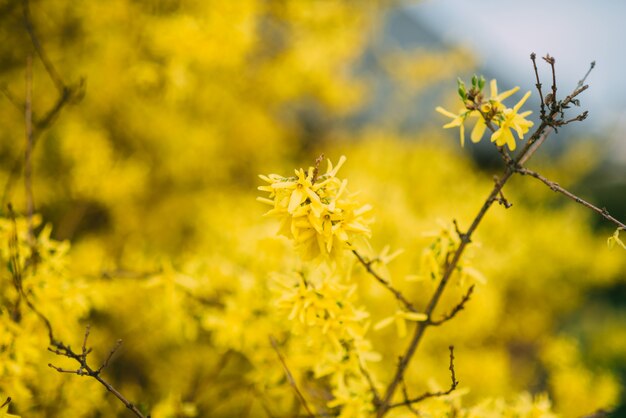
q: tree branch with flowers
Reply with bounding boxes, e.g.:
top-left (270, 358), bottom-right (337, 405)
top-left (258, 53), bottom-right (625, 417)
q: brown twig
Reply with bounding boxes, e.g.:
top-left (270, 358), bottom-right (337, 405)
top-left (1, 84), bottom-right (25, 111)
top-left (352, 250), bottom-right (417, 312)
top-left (579, 409), bottom-right (610, 418)
top-left (530, 53), bottom-right (546, 119)
top-left (429, 285), bottom-right (475, 326)
top-left (22, 0), bottom-right (65, 93)
top-left (542, 54), bottom-right (557, 112)
top-left (375, 168), bottom-right (513, 417)
top-left (577, 61), bottom-right (595, 89)
top-left (7, 204), bottom-right (149, 418)
top-left (514, 167), bottom-right (626, 230)
top-left (388, 346), bottom-right (458, 410)
top-left (518, 82), bottom-right (588, 166)
top-left (400, 377), bottom-right (421, 416)
top-left (492, 176), bottom-right (512, 208)
top-left (358, 359), bottom-right (381, 407)
top-left (376, 58), bottom-right (595, 416)
top-left (269, 336), bottom-right (315, 418)
top-left (1, 0), bottom-right (85, 208)
top-left (24, 55), bottom-right (35, 245)
top-left (47, 330), bottom-right (148, 418)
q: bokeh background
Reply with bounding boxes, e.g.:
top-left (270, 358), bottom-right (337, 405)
top-left (0, 0), bottom-right (624, 416)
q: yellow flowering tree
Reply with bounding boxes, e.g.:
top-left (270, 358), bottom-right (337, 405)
top-left (0, 1), bottom-right (624, 417)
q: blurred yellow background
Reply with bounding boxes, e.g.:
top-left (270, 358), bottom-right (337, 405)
top-left (0, 1), bottom-right (624, 417)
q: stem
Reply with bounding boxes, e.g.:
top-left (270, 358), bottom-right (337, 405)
top-left (376, 167), bottom-right (514, 417)
top-left (24, 55), bottom-right (35, 245)
top-left (515, 167), bottom-right (626, 229)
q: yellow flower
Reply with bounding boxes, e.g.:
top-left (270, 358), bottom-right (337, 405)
top-left (491, 91), bottom-right (534, 151)
top-left (374, 310), bottom-right (428, 338)
top-left (437, 78), bottom-right (533, 150)
top-left (607, 227), bottom-right (626, 250)
top-left (435, 106), bottom-right (473, 147)
top-left (258, 156), bottom-right (372, 260)
top-left (470, 80), bottom-right (520, 144)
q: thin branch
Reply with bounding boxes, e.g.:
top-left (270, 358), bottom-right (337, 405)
top-left (428, 285), bottom-right (475, 326)
top-left (518, 83), bottom-right (589, 166)
top-left (24, 55), bottom-right (35, 245)
top-left (22, 0), bottom-right (65, 92)
top-left (98, 339), bottom-right (123, 373)
top-left (269, 336), bottom-right (315, 418)
top-left (376, 58), bottom-right (592, 416)
top-left (400, 378), bottom-right (421, 416)
top-left (492, 176), bottom-right (512, 208)
top-left (577, 61), bottom-right (596, 89)
top-left (352, 250), bottom-right (417, 312)
top-left (358, 360), bottom-right (381, 407)
top-left (555, 111), bottom-right (588, 127)
top-left (530, 53), bottom-right (546, 119)
top-left (375, 168), bottom-right (513, 417)
top-left (47, 330), bottom-right (148, 418)
top-left (514, 167), bottom-right (626, 230)
top-left (542, 54), bottom-right (557, 112)
top-left (2, 0), bottom-right (85, 208)
top-left (1, 84), bottom-right (25, 111)
top-left (7, 205), bottom-right (148, 418)
top-left (579, 409), bottom-right (610, 418)
top-left (388, 346), bottom-right (458, 410)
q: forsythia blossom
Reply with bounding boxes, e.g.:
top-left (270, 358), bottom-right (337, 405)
top-left (607, 227), bottom-right (626, 250)
top-left (258, 156), bottom-right (372, 260)
top-left (436, 76), bottom-right (534, 151)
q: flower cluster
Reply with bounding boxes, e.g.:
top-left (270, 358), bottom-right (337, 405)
top-left (272, 268), bottom-right (380, 417)
top-left (258, 156), bottom-right (372, 261)
top-left (436, 76), bottom-right (534, 151)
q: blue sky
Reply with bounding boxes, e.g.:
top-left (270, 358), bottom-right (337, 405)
top-left (408, 0), bottom-right (626, 160)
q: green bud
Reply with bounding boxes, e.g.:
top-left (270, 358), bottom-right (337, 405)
top-left (457, 78), bottom-right (467, 100)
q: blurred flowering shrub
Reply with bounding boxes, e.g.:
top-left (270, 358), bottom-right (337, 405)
top-left (0, 1), bottom-right (624, 417)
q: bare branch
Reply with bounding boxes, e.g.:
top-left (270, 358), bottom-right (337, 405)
top-left (21, 0), bottom-right (65, 92)
top-left (269, 336), bottom-right (315, 418)
top-left (542, 54), bottom-right (558, 112)
top-left (375, 57), bottom-right (593, 417)
top-left (24, 55), bottom-right (35, 246)
top-left (388, 346), bottom-right (458, 410)
top-left (530, 53), bottom-right (546, 119)
top-left (429, 285), bottom-right (475, 326)
top-left (577, 61), bottom-right (596, 89)
top-left (7, 206), bottom-right (148, 418)
top-left (358, 360), bottom-right (381, 407)
top-left (352, 250), bottom-right (417, 312)
top-left (97, 339), bottom-right (123, 373)
top-left (514, 167), bottom-right (626, 230)
top-left (2, 0), bottom-right (85, 208)
top-left (47, 332), bottom-right (148, 418)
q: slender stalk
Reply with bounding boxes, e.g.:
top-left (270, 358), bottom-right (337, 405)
top-left (24, 55), bottom-right (35, 244)
top-left (515, 167), bottom-right (626, 229)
